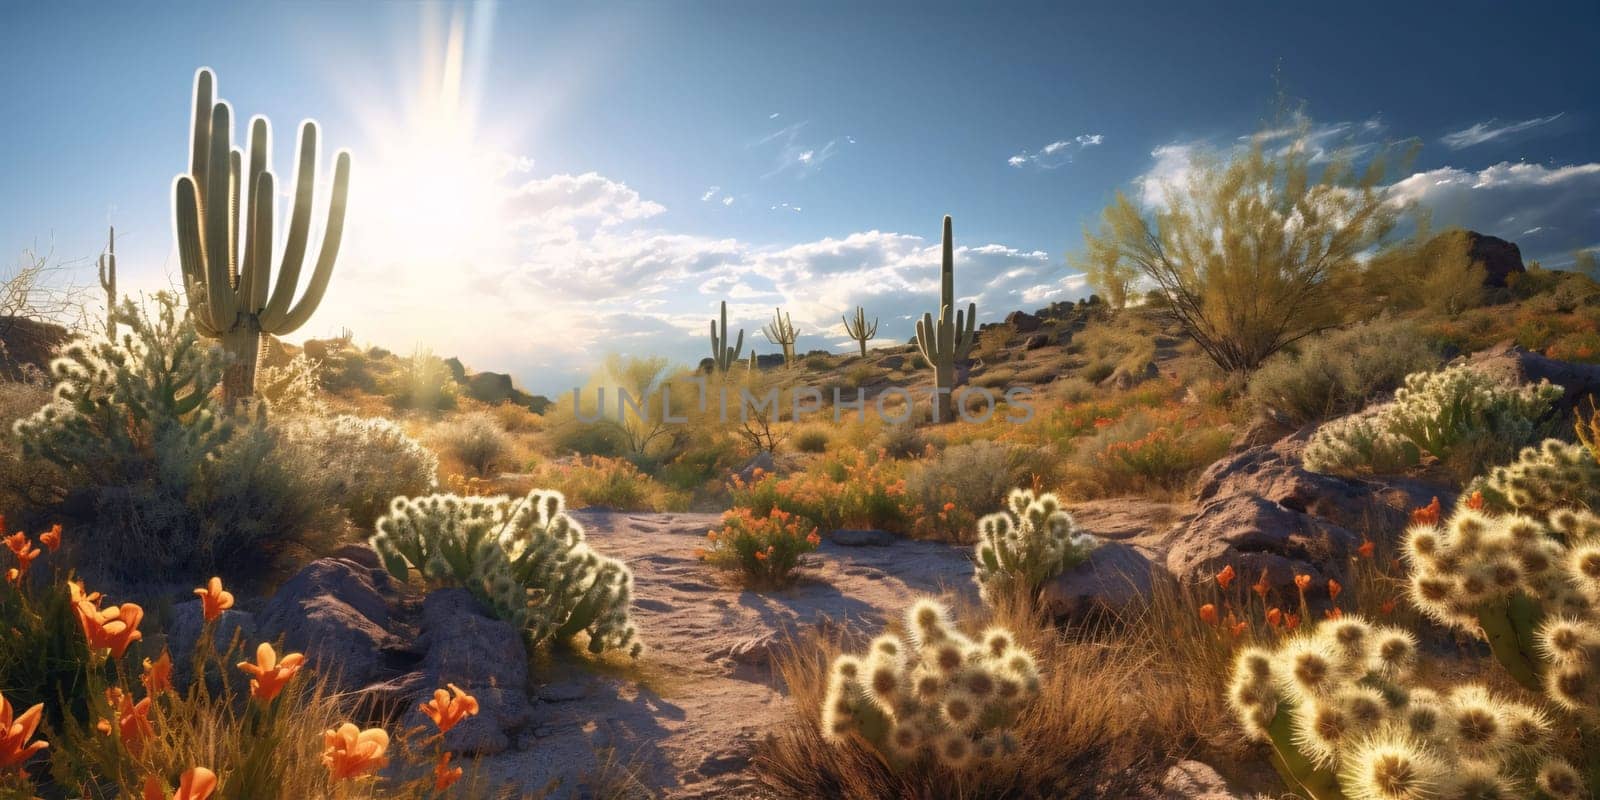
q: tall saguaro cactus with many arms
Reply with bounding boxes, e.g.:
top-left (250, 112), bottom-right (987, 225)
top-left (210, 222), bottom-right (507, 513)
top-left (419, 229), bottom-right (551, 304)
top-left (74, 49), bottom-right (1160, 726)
top-left (97, 226), bottom-right (116, 336)
top-left (915, 216), bottom-right (976, 422)
top-left (709, 300), bottom-right (744, 373)
top-left (172, 67), bottom-right (351, 405)
top-left (762, 307), bottom-right (799, 366)
top-left (842, 306), bottom-right (878, 357)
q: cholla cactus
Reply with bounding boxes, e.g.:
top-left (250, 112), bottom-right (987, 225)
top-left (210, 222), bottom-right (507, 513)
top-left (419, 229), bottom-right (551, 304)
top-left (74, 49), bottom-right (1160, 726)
top-left (1228, 614), bottom-right (1581, 799)
top-left (1467, 438), bottom-right (1600, 515)
top-left (821, 598), bottom-right (1038, 770)
top-left (1303, 364), bottom-right (1561, 476)
top-left (972, 489), bottom-right (1096, 605)
top-left (1404, 503), bottom-right (1600, 710)
top-left (372, 489), bottom-right (641, 657)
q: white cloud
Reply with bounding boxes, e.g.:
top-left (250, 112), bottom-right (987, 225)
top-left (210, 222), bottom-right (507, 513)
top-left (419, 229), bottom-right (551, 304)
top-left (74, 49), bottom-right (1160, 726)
top-left (1441, 113), bottom-right (1563, 150)
top-left (504, 172), bottom-right (664, 230)
top-left (721, 196), bottom-right (734, 207)
top-left (700, 186), bottom-right (720, 201)
top-left (1386, 160), bottom-right (1600, 260)
top-left (757, 121), bottom-right (844, 178)
top-left (1007, 133), bottom-right (1105, 169)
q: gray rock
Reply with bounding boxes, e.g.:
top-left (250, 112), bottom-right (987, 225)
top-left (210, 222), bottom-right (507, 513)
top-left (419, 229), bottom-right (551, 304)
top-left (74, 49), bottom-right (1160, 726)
top-left (1003, 310), bottom-right (1043, 333)
top-left (1039, 542), bottom-right (1157, 624)
top-left (537, 680), bottom-right (591, 702)
top-left (442, 356), bottom-right (468, 383)
top-left (418, 589), bottom-right (528, 690)
top-left (1464, 342), bottom-right (1600, 415)
top-left (1167, 493), bottom-right (1359, 602)
top-left (166, 601), bottom-right (257, 693)
top-left (256, 557), bottom-right (401, 693)
top-left (707, 632), bottom-right (783, 667)
top-left (1159, 759), bottom-right (1241, 799)
top-left (734, 452), bottom-right (777, 484)
top-left (465, 371), bottom-right (516, 404)
top-left (877, 354), bottom-right (906, 370)
top-left (1024, 333), bottom-right (1050, 351)
top-left (399, 686), bottom-right (533, 755)
top-left (828, 529), bottom-right (896, 547)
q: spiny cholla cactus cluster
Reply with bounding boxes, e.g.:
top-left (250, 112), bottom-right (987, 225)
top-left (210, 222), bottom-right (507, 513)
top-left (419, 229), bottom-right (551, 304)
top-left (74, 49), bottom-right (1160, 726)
top-left (1405, 503), bottom-right (1600, 711)
top-left (1303, 364), bottom-right (1560, 476)
top-left (1467, 438), bottom-right (1600, 515)
top-left (972, 489), bottom-right (1096, 604)
top-left (820, 598), bottom-right (1038, 770)
top-left (372, 490), bottom-right (641, 657)
top-left (1228, 614), bottom-right (1584, 799)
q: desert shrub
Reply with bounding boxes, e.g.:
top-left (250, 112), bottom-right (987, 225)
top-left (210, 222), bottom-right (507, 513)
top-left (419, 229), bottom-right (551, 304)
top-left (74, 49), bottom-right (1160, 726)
top-left (972, 490), bottom-right (1096, 605)
top-left (1226, 614), bottom-right (1581, 798)
top-left (1302, 364), bottom-right (1562, 480)
top-left (432, 411), bottom-right (512, 478)
top-left (842, 362), bottom-right (878, 390)
top-left (805, 353), bottom-right (833, 371)
top-left (1046, 376), bottom-right (1096, 404)
top-left (1363, 226), bottom-right (1487, 316)
top-left (975, 323), bottom-right (1016, 363)
top-left (278, 414), bottom-right (438, 530)
top-left (819, 599), bottom-right (1039, 770)
top-left (12, 297), bottom-right (337, 583)
top-left (372, 489), bottom-right (641, 656)
top-left (873, 422), bottom-right (929, 460)
top-left (531, 455), bottom-right (686, 511)
top-left (971, 367), bottom-right (1016, 390)
top-left (254, 352), bottom-right (326, 416)
top-left (730, 450), bottom-right (909, 534)
top-left (1065, 408), bottom-right (1232, 497)
top-left (1466, 438), bottom-right (1600, 516)
top-left (792, 425), bottom-right (831, 453)
top-left (904, 442), bottom-right (1039, 541)
top-left (700, 507), bottom-right (821, 586)
top-left (1247, 318), bottom-right (1442, 424)
top-left (383, 347), bottom-right (457, 412)
top-left (1074, 317), bottom-right (1157, 386)
top-left (490, 400), bottom-right (544, 434)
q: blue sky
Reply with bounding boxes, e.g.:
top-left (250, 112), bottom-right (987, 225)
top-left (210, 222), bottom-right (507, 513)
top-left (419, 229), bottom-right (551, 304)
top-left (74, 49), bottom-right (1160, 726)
top-left (3, 1), bottom-right (1599, 395)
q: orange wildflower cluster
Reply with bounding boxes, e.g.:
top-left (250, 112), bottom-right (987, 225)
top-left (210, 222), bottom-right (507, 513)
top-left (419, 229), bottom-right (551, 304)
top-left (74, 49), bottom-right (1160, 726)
top-left (702, 506), bottom-right (822, 585)
top-left (1410, 496), bottom-right (1442, 527)
top-left (142, 768), bottom-right (217, 800)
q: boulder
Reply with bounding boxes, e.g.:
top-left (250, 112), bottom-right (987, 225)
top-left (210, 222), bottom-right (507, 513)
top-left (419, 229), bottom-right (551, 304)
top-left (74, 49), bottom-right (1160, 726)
top-left (1038, 542), bottom-right (1157, 624)
top-left (828, 529), bottom-right (896, 547)
top-left (734, 451), bottom-right (776, 484)
top-left (1159, 760), bottom-right (1241, 799)
top-left (1464, 342), bottom-right (1600, 415)
top-left (256, 557), bottom-right (407, 693)
top-left (443, 356), bottom-right (468, 383)
top-left (1023, 333), bottom-right (1050, 351)
top-left (166, 601), bottom-right (257, 693)
top-left (465, 371), bottom-right (516, 404)
top-left (1168, 494), bottom-right (1360, 601)
top-left (394, 589), bottom-right (534, 755)
top-left (1003, 310), bottom-right (1043, 333)
top-left (756, 353), bottom-right (787, 369)
top-left (878, 355), bottom-right (906, 370)
top-left (0, 316), bottom-right (68, 380)
top-left (1463, 231), bottom-right (1526, 288)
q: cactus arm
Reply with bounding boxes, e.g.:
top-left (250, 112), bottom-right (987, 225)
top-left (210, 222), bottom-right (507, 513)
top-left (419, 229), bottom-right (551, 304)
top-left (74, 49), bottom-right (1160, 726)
top-left (250, 173), bottom-right (275, 314)
top-left (228, 148), bottom-right (242, 290)
top-left (173, 177), bottom-right (219, 336)
top-left (242, 117), bottom-right (270, 310)
top-left (189, 69), bottom-right (214, 192)
top-left (914, 312), bottom-right (936, 363)
top-left (261, 122), bottom-right (319, 326)
top-left (940, 215), bottom-right (954, 308)
top-left (269, 150), bottom-right (349, 335)
top-left (1478, 597), bottom-right (1544, 692)
top-left (1263, 704), bottom-right (1343, 800)
top-left (202, 102), bottom-right (234, 327)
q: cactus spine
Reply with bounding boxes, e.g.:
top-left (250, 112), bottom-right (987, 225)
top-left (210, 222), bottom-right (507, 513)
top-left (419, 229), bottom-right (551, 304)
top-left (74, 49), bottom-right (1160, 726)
top-left (97, 226), bottom-right (116, 336)
top-left (842, 306), bottom-right (879, 357)
top-left (709, 300), bottom-right (744, 374)
top-left (762, 307), bottom-right (799, 366)
top-left (172, 67), bottom-right (351, 405)
top-left (914, 216), bottom-right (976, 423)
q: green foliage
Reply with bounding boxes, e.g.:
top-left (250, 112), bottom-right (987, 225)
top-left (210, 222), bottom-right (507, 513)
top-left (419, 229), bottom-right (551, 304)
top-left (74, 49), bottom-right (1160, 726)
top-left (820, 598), bottom-right (1038, 770)
top-left (1467, 438), bottom-right (1600, 516)
top-left (1247, 318), bottom-right (1443, 424)
top-left (12, 296), bottom-right (336, 582)
top-left (792, 425), bottom-right (831, 453)
top-left (1363, 226), bottom-right (1486, 316)
top-left (277, 414), bottom-right (438, 529)
top-left (701, 507), bottom-right (820, 586)
top-left (1302, 364), bottom-right (1562, 479)
top-left (914, 216), bottom-right (977, 423)
top-left (383, 346), bottom-right (458, 412)
top-left (1077, 112), bottom-right (1404, 372)
top-left (972, 490), bottom-right (1096, 605)
top-left (172, 68), bottom-right (350, 404)
top-left (253, 352), bottom-right (326, 416)
top-left (905, 442), bottom-right (1043, 541)
top-left (1227, 615), bottom-right (1582, 799)
top-left (371, 489), bottom-right (642, 656)
top-left (434, 411), bottom-right (512, 478)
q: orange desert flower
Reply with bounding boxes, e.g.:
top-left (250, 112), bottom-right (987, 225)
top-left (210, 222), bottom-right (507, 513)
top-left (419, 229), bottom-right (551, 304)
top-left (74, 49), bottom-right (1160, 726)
top-left (754, 550), bottom-right (769, 561)
top-left (1410, 496), bottom-right (1441, 527)
top-left (1357, 539), bottom-right (1374, 559)
top-left (1325, 607), bottom-right (1344, 621)
top-left (1284, 613), bottom-right (1301, 631)
top-left (1230, 621), bottom-right (1248, 638)
top-left (78, 600), bottom-right (145, 658)
top-left (38, 524), bottom-right (61, 553)
top-left (107, 694), bottom-right (154, 757)
top-left (942, 502), bottom-right (956, 513)
top-left (1466, 491), bottom-right (1485, 511)
top-left (1380, 598), bottom-right (1398, 615)
top-left (145, 767), bottom-right (219, 800)
top-left (0, 691), bottom-right (48, 770)
top-left (237, 642), bottom-right (305, 703)
top-left (1252, 570), bottom-right (1271, 601)
top-left (4, 532), bottom-right (38, 580)
top-left (1327, 579), bottom-right (1342, 601)
top-left (1266, 608), bottom-right (1283, 628)
top-left (806, 531), bottom-right (821, 547)
top-left (1216, 564), bottom-right (1237, 590)
top-left (322, 723), bottom-right (390, 781)
top-left (433, 752), bottom-right (463, 791)
top-left (1294, 574), bottom-right (1312, 592)
top-left (420, 684), bottom-right (480, 734)
top-left (143, 650), bottom-right (174, 695)
top-left (194, 577), bottom-right (233, 623)
top-left (1198, 603), bottom-right (1218, 626)
top-left (68, 578), bottom-right (101, 607)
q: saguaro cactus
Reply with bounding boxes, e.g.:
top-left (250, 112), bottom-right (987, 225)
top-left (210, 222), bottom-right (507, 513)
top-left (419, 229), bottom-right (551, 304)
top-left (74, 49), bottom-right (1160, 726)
top-left (914, 216), bottom-right (976, 423)
top-left (97, 226), bottom-right (116, 336)
top-left (762, 307), bottom-right (799, 366)
top-left (842, 306), bottom-right (879, 357)
top-left (172, 67), bottom-right (351, 405)
top-left (709, 300), bottom-right (744, 373)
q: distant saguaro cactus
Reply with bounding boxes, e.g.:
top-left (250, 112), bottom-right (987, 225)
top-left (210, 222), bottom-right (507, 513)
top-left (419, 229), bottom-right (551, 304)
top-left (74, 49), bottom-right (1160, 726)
top-left (172, 67), bottom-right (352, 405)
top-left (97, 226), bottom-right (116, 336)
top-left (914, 216), bottom-right (976, 423)
top-left (842, 306), bottom-right (879, 357)
top-left (709, 300), bottom-right (744, 374)
top-left (762, 307), bottom-right (799, 366)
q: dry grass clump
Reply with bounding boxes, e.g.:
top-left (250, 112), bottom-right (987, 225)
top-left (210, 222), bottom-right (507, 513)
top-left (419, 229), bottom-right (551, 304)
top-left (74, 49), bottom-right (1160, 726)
top-left (791, 425), bottom-right (831, 454)
top-left (429, 411), bottom-right (513, 478)
top-left (755, 589), bottom-right (1184, 799)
